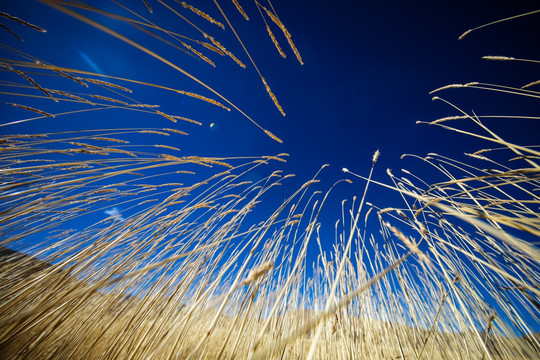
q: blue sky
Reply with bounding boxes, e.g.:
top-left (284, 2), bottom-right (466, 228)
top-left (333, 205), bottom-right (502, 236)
top-left (2, 0), bottom-right (539, 184)
top-left (1, 0), bottom-right (539, 259)
top-left (1, 0), bottom-right (539, 332)
top-left (2, 0), bottom-right (539, 245)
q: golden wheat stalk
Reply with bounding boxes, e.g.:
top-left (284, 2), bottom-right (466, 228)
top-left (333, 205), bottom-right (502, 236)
top-left (265, 25), bottom-right (286, 58)
top-left (261, 77), bottom-right (285, 116)
top-left (180, 40), bottom-right (216, 67)
top-left (206, 35), bottom-right (246, 68)
top-left (42, 0), bottom-right (279, 141)
top-left (258, 3), bottom-right (303, 65)
top-left (232, 0), bottom-right (249, 20)
top-left (79, 78), bottom-right (132, 93)
top-left (35, 61), bottom-right (88, 87)
top-left (7, 102), bottom-right (54, 117)
top-left (178, 1), bottom-right (225, 29)
top-left (522, 80), bottom-right (540, 89)
top-left (459, 9), bottom-right (540, 40)
top-left (1, 63), bottom-right (57, 101)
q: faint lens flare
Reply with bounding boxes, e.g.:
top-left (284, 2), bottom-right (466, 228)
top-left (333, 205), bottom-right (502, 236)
top-left (77, 49), bottom-right (103, 74)
top-left (104, 207), bottom-right (124, 221)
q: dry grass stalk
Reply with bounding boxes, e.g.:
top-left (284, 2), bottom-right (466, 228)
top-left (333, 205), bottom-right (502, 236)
top-left (154, 144), bottom-right (180, 151)
top-left (1, 2), bottom-right (539, 360)
top-left (35, 61), bottom-right (88, 87)
top-left (483, 56), bottom-right (515, 61)
top-left (522, 80), bottom-right (540, 89)
top-left (0, 11), bottom-right (46, 32)
top-left (459, 9), bottom-right (540, 40)
top-left (176, 90), bottom-right (230, 111)
top-left (48, 89), bottom-right (93, 104)
top-left (263, 129), bottom-right (283, 143)
top-left (0, 23), bottom-right (23, 41)
top-left (384, 222), bottom-right (427, 263)
top-left (163, 128), bottom-right (188, 135)
top-left (197, 40), bottom-right (225, 55)
top-left (155, 111), bottom-right (178, 123)
top-left (427, 115), bottom-right (467, 124)
top-left (79, 78), bottom-right (132, 93)
top-left (372, 149), bottom-right (380, 164)
top-left (127, 103), bottom-right (160, 108)
top-left (259, 4), bottom-right (303, 65)
top-left (261, 76), bottom-right (285, 116)
top-left (232, 0), bottom-right (249, 20)
top-left (180, 41), bottom-right (216, 67)
top-left (240, 262), bottom-right (274, 285)
top-left (206, 35), bottom-right (246, 68)
top-left (429, 82), bottom-right (479, 93)
top-left (103, 148), bottom-right (137, 157)
top-left (179, 2), bottom-right (225, 29)
top-left (139, 130), bottom-right (170, 135)
top-left (266, 25), bottom-right (286, 58)
top-left (262, 155), bottom-right (286, 162)
top-left (88, 94), bottom-right (129, 106)
top-left (91, 136), bottom-right (129, 143)
top-left (7, 102), bottom-right (54, 117)
top-left (1, 63), bottom-right (57, 101)
top-left (142, 0), bottom-right (153, 13)
top-left (167, 114), bottom-right (201, 125)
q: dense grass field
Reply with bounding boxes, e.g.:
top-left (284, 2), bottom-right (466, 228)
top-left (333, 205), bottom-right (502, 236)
top-left (0, 1), bottom-right (538, 359)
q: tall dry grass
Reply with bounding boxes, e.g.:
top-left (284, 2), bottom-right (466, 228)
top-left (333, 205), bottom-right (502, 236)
top-left (0, 1), bottom-right (538, 359)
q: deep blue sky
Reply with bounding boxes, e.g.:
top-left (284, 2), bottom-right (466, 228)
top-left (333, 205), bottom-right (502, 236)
top-left (1, 0), bottom-right (539, 257)
top-left (1, 0), bottom-right (539, 334)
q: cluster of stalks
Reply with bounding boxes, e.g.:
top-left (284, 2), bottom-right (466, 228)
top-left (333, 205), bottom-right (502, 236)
top-left (0, 1), bottom-right (538, 359)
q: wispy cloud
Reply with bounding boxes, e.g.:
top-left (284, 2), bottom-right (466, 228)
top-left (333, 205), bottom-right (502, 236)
top-left (104, 207), bottom-right (124, 221)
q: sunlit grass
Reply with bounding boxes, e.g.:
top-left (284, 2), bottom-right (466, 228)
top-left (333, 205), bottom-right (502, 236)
top-left (0, 1), bottom-right (538, 359)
